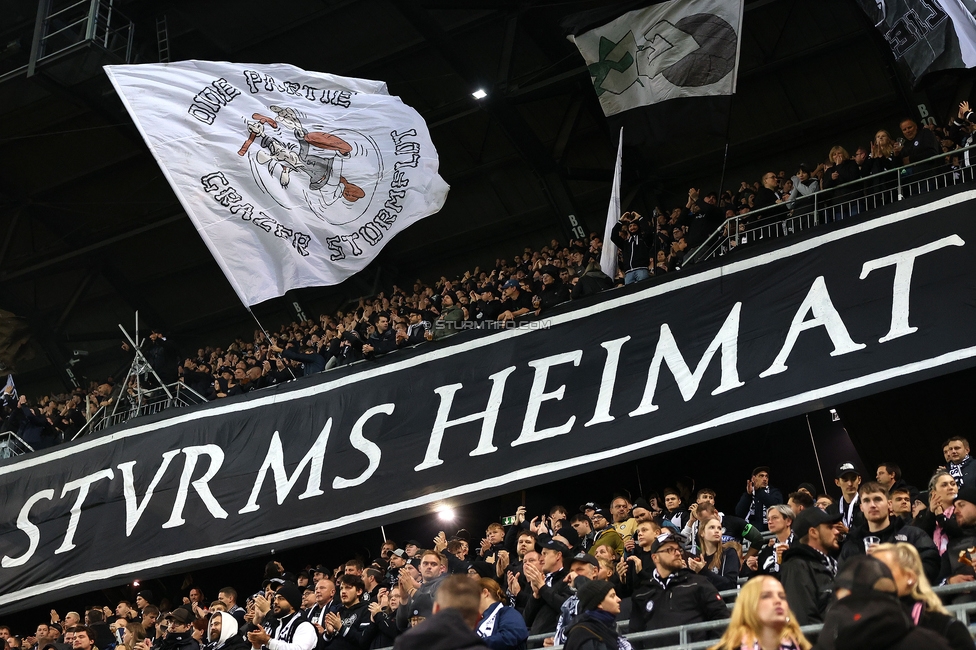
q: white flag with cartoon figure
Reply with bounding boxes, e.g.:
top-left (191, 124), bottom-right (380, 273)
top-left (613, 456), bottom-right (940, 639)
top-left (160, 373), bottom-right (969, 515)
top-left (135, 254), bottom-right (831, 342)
top-left (105, 61), bottom-right (450, 306)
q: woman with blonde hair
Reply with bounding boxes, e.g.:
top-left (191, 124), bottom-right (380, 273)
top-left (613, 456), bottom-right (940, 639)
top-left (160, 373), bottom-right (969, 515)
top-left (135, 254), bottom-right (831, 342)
top-left (871, 543), bottom-right (974, 650)
top-left (709, 576), bottom-right (810, 650)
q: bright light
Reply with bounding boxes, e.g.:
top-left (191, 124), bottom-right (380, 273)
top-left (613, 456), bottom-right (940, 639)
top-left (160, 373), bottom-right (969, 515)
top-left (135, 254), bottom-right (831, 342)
top-left (133, 580), bottom-right (140, 587)
top-left (438, 507), bottom-right (456, 521)
top-left (472, 89), bottom-right (487, 100)
top-left (830, 408), bottom-right (840, 422)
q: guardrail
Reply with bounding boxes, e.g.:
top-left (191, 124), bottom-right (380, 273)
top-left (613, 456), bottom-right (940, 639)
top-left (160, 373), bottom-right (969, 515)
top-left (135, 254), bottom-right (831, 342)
top-left (72, 381), bottom-right (208, 441)
top-left (685, 143), bottom-right (976, 267)
top-left (527, 577), bottom-right (976, 648)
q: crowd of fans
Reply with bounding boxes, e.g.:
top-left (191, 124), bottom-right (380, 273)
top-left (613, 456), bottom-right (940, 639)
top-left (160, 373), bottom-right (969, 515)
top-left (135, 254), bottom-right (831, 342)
top-left (5, 437), bottom-right (976, 649)
top-left (4, 108), bottom-right (976, 452)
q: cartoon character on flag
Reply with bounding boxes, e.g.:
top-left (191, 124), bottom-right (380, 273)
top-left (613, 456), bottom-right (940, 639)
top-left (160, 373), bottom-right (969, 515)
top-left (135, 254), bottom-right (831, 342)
top-left (238, 104), bottom-right (377, 225)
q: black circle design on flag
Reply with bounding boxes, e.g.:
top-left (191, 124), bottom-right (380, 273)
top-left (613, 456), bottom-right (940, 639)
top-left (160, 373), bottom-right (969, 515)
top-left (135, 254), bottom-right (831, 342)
top-left (661, 13), bottom-right (737, 88)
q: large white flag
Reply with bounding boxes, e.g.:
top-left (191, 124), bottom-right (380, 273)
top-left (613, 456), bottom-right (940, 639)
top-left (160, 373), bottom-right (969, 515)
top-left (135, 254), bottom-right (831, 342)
top-left (105, 61), bottom-right (450, 306)
top-left (600, 128), bottom-right (623, 279)
top-left (570, 0), bottom-right (744, 116)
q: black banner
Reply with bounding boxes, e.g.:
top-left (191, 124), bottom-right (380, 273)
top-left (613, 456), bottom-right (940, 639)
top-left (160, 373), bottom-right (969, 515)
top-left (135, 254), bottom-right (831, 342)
top-left (3, 190), bottom-right (976, 613)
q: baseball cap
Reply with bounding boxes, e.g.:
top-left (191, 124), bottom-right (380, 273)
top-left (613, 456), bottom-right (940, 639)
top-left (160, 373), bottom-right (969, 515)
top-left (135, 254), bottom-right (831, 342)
top-left (752, 466), bottom-right (770, 476)
top-left (650, 532), bottom-right (682, 554)
top-left (502, 279), bottom-right (519, 289)
top-left (955, 487), bottom-right (976, 505)
top-left (543, 538), bottom-right (571, 556)
top-left (569, 552), bottom-right (599, 568)
top-left (793, 507), bottom-right (843, 537)
top-left (835, 462), bottom-right (861, 479)
top-left (590, 507), bottom-right (610, 520)
top-left (391, 548), bottom-right (406, 558)
top-left (579, 502), bottom-right (598, 513)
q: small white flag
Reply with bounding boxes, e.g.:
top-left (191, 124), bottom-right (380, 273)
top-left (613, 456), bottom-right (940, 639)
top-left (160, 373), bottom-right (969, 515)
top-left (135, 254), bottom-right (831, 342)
top-left (105, 61), bottom-right (450, 306)
top-left (570, 0), bottom-right (744, 116)
top-left (601, 128), bottom-right (623, 279)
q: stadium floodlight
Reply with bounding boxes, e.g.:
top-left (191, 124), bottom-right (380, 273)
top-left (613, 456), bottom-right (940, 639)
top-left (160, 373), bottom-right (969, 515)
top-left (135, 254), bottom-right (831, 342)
top-left (438, 506), bottom-right (456, 521)
top-left (472, 89), bottom-right (487, 99)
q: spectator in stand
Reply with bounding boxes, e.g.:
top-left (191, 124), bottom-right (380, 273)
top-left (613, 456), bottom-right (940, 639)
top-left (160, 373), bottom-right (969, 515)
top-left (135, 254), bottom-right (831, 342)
top-left (522, 540), bottom-right (572, 635)
top-left (815, 494), bottom-right (834, 512)
top-left (913, 470), bottom-right (958, 556)
top-left (898, 117), bottom-right (942, 167)
top-left (432, 294), bottom-right (464, 342)
top-left (889, 487), bottom-right (914, 524)
top-left (876, 462), bottom-right (920, 505)
top-left (587, 509), bottom-right (624, 558)
top-left (779, 508), bottom-right (841, 626)
top-left (67, 628), bottom-right (96, 650)
top-left (819, 556), bottom-right (954, 650)
top-left (154, 609), bottom-right (200, 650)
top-left (683, 503), bottom-right (763, 560)
top-left (609, 212), bottom-right (654, 285)
top-left (736, 466), bottom-right (783, 532)
top-left (838, 482), bottom-right (939, 583)
top-left (688, 514), bottom-right (740, 591)
top-left (708, 576), bottom-right (811, 650)
top-left (274, 341), bottom-right (325, 377)
top-left (937, 486), bottom-right (976, 586)
top-left (787, 491), bottom-right (813, 516)
top-left (322, 575), bottom-right (374, 650)
top-left (609, 496), bottom-right (637, 543)
top-left (473, 579), bottom-right (527, 650)
top-left (745, 504), bottom-right (794, 577)
top-left (368, 588), bottom-right (401, 649)
top-left (827, 462), bottom-right (864, 530)
top-left (632, 532), bottom-right (729, 645)
top-left (205, 612), bottom-right (246, 650)
top-left (788, 164), bottom-right (820, 210)
top-left (661, 488), bottom-right (688, 529)
top-left (562, 580), bottom-right (624, 650)
top-left (821, 146), bottom-right (863, 219)
top-left (569, 261), bottom-right (613, 299)
top-left (871, 543), bottom-right (975, 650)
top-left (944, 436), bottom-right (976, 488)
top-left (397, 551), bottom-right (447, 630)
top-left (497, 281), bottom-right (533, 323)
top-left (392, 575), bottom-right (487, 650)
top-left (685, 189), bottom-right (724, 250)
top-left (753, 173), bottom-right (784, 211)
top-left (365, 314), bottom-right (402, 357)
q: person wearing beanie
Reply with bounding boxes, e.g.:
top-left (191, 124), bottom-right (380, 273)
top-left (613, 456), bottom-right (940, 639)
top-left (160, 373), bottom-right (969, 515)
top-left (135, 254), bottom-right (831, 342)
top-left (245, 581), bottom-right (317, 650)
top-left (432, 292), bottom-right (464, 341)
top-left (562, 580), bottom-right (627, 650)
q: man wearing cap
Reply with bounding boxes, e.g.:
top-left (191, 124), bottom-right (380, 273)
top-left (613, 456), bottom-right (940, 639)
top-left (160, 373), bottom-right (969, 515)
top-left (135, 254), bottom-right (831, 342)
top-left (551, 553), bottom-right (602, 646)
top-left (246, 582), bottom-right (316, 650)
top-left (587, 509), bottom-right (624, 559)
top-left (838, 481), bottom-right (939, 583)
top-left (735, 466), bottom-right (783, 532)
top-left (384, 550), bottom-right (407, 586)
top-left (153, 609), bottom-right (200, 650)
top-left (779, 507), bottom-right (842, 625)
top-left (827, 462), bottom-right (865, 530)
top-left (403, 542), bottom-right (420, 559)
top-left (396, 551), bottom-right (447, 630)
top-left (136, 592), bottom-right (155, 614)
top-left (628, 533), bottom-right (729, 640)
top-left (497, 281), bottom-right (533, 322)
top-left (522, 539), bottom-right (572, 635)
top-left (320, 575), bottom-right (374, 650)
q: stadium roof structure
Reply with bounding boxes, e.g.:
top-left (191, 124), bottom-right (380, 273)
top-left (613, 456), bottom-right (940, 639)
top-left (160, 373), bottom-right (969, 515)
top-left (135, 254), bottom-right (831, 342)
top-left (0, 0), bottom-right (968, 393)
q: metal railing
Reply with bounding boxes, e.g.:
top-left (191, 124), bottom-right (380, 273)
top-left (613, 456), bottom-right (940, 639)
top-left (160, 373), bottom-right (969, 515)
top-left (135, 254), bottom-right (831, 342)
top-left (35, 0), bottom-right (133, 67)
top-left (686, 143), bottom-right (976, 266)
top-left (528, 578), bottom-right (976, 648)
top-left (0, 431), bottom-right (34, 458)
top-left (72, 381), bottom-right (207, 440)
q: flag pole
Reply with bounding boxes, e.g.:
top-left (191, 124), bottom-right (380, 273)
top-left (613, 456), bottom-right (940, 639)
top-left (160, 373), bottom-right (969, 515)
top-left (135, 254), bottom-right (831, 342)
top-left (600, 127), bottom-right (624, 280)
top-left (246, 307), bottom-right (298, 380)
top-left (717, 93), bottom-right (736, 202)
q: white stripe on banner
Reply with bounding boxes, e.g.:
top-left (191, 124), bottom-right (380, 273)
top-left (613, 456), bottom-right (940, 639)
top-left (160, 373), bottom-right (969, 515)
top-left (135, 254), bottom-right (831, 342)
top-left (0, 191), bottom-right (975, 609)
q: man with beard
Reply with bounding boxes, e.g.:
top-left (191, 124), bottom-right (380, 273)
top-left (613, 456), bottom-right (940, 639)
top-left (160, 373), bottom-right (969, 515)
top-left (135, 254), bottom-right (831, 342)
top-left (247, 583), bottom-right (316, 650)
top-left (204, 613), bottom-right (248, 650)
top-left (779, 508), bottom-right (842, 625)
top-left (321, 575), bottom-right (374, 650)
top-left (629, 532), bottom-right (729, 642)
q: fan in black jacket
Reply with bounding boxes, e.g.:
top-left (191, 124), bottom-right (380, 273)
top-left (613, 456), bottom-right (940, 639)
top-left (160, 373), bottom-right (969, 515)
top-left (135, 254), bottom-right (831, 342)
top-left (522, 541), bottom-right (573, 635)
top-left (322, 576), bottom-right (376, 650)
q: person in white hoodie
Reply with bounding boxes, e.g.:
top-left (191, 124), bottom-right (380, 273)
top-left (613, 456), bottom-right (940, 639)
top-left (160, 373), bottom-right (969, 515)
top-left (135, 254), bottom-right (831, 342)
top-left (205, 613), bottom-right (249, 650)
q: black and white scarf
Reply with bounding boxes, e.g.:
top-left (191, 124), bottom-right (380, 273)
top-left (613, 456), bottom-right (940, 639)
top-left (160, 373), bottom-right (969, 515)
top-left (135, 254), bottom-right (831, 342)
top-left (950, 455), bottom-right (972, 487)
